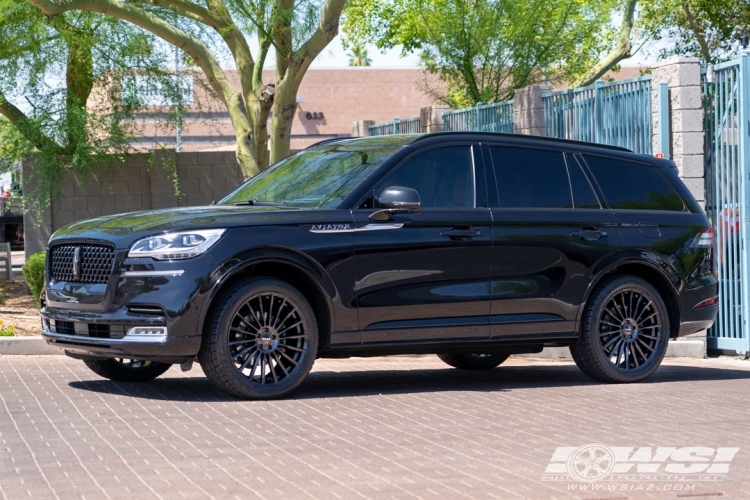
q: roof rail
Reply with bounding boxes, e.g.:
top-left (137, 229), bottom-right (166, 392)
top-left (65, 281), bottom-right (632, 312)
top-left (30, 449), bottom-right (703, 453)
top-left (409, 131), bottom-right (632, 153)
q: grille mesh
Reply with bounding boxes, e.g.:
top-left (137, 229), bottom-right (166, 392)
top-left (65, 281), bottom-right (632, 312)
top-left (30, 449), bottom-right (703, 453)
top-left (49, 244), bottom-right (115, 284)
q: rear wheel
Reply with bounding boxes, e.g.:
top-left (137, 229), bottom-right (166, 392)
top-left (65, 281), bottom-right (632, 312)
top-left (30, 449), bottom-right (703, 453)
top-left (199, 277), bottom-right (318, 399)
top-left (570, 275), bottom-right (670, 383)
top-left (437, 352), bottom-right (509, 370)
top-left (83, 358), bottom-right (171, 382)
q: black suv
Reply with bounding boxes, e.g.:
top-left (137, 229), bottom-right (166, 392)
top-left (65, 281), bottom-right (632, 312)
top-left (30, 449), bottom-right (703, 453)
top-left (41, 132), bottom-right (718, 399)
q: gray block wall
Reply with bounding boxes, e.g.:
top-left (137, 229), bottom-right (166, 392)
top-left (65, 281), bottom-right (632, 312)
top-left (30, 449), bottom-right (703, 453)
top-left (24, 151), bottom-right (244, 258)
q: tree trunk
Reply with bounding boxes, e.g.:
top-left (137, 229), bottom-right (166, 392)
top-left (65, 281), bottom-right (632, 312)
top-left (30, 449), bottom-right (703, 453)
top-left (269, 81), bottom-right (298, 164)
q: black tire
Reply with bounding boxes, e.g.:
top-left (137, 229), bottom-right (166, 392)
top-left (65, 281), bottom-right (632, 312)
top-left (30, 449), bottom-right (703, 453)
top-left (570, 275), bottom-right (670, 383)
top-left (437, 352), bottom-right (510, 370)
top-left (83, 358), bottom-right (171, 382)
top-left (199, 277), bottom-right (318, 399)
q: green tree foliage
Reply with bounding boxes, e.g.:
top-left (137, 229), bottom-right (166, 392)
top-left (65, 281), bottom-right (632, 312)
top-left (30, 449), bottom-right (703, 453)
top-left (22, 250), bottom-right (46, 301)
top-left (28, 0), bottom-right (347, 179)
top-left (343, 0), bottom-right (617, 106)
top-left (0, 1), bottom-right (184, 212)
top-left (638, 0), bottom-right (750, 64)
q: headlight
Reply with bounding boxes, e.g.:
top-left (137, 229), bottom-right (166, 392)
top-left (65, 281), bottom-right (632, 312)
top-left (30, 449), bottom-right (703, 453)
top-left (128, 229), bottom-right (226, 260)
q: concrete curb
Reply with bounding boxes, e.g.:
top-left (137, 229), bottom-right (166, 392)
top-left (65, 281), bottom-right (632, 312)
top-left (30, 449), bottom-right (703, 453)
top-left (516, 340), bottom-right (706, 359)
top-left (0, 337), bottom-right (62, 355)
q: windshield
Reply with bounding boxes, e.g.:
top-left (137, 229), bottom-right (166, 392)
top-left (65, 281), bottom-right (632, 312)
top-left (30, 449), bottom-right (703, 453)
top-left (219, 136), bottom-right (416, 209)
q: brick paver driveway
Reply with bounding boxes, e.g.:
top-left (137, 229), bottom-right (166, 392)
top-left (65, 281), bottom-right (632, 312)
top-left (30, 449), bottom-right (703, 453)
top-left (1, 355), bottom-right (749, 499)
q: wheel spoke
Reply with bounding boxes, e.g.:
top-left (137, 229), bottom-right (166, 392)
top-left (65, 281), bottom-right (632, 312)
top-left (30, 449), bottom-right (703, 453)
top-left (605, 305), bottom-right (625, 322)
top-left (634, 300), bottom-right (653, 323)
top-left (268, 354), bottom-right (278, 384)
top-left (636, 338), bottom-right (655, 352)
top-left (278, 320), bottom-right (304, 336)
top-left (239, 350), bottom-right (259, 373)
top-left (279, 334), bottom-right (308, 341)
top-left (272, 297), bottom-right (288, 328)
top-left (232, 345), bottom-right (257, 361)
top-left (639, 333), bottom-right (660, 341)
top-left (273, 352), bottom-right (291, 378)
top-left (280, 344), bottom-right (305, 353)
top-left (615, 340), bottom-right (625, 366)
top-left (279, 350), bottom-right (300, 366)
top-left (602, 334), bottom-right (620, 351)
top-left (633, 341), bottom-right (648, 363)
top-left (260, 355), bottom-right (266, 385)
top-left (629, 345), bottom-right (639, 369)
top-left (249, 351), bottom-right (261, 380)
top-left (600, 320), bottom-right (621, 328)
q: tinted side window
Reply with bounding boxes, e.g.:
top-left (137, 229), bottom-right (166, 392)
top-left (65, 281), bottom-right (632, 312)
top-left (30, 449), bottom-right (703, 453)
top-left (376, 146), bottom-right (475, 208)
top-left (490, 147), bottom-right (572, 208)
top-left (584, 155), bottom-right (685, 211)
top-left (568, 154), bottom-right (601, 209)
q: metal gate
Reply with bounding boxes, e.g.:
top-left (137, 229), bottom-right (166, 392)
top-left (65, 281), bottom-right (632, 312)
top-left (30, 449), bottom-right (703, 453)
top-left (542, 77), bottom-right (653, 154)
top-left (704, 52), bottom-right (750, 355)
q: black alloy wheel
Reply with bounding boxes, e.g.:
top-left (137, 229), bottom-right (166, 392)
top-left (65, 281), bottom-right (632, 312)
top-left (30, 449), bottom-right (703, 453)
top-left (200, 277), bottom-right (318, 399)
top-left (571, 276), bottom-right (669, 383)
top-left (437, 352), bottom-right (510, 370)
top-left (83, 358), bottom-right (172, 382)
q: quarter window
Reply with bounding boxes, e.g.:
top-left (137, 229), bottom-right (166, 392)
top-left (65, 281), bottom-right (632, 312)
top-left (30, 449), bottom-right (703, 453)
top-left (490, 147), bottom-right (572, 208)
top-left (583, 155), bottom-right (685, 211)
top-left (376, 146), bottom-right (476, 208)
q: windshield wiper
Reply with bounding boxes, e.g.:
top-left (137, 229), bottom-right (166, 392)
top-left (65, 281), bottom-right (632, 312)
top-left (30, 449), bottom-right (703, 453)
top-left (233, 199), bottom-right (289, 206)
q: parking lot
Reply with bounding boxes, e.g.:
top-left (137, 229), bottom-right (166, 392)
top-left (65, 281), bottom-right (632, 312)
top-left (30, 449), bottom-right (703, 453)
top-left (1, 355), bottom-right (749, 499)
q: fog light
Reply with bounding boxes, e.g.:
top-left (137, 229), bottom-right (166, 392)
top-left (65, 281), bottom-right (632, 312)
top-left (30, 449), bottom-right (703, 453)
top-left (125, 326), bottom-right (167, 343)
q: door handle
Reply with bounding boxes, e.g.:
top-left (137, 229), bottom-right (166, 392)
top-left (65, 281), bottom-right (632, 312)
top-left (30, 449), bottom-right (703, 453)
top-left (441, 228), bottom-right (481, 240)
top-left (570, 229), bottom-right (607, 241)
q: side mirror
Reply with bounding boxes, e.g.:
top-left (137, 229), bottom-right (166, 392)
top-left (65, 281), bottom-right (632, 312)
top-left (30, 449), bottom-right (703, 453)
top-left (370, 186), bottom-right (421, 221)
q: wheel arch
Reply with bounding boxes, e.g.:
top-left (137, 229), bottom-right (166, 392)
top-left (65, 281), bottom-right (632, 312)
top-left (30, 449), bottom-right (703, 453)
top-left (197, 247), bottom-right (336, 352)
top-left (579, 258), bottom-right (682, 339)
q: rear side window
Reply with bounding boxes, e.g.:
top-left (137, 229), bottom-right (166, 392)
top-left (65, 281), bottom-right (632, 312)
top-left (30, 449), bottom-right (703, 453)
top-left (583, 155), bottom-right (685, 211)
top-left (490, 147), bottom-right (572, 208)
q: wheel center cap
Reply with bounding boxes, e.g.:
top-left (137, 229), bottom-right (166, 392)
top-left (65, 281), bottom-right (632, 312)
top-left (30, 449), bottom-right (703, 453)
top-left (621, 320), bottom-right (639, 342)
top-left (258, 328), bottom-right (278, 352)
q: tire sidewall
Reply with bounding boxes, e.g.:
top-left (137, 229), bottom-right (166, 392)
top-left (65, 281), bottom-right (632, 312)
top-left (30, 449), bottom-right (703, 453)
top-left (585, 277), bottom-right (670, 382)
top-left (209, 278), bottom-right (318, 398)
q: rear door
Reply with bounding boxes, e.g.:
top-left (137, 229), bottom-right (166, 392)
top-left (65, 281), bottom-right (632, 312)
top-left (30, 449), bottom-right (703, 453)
top-left (486, 145), bottom-right (622, 341)
top-left (352, 143), bottom-right (494, 344)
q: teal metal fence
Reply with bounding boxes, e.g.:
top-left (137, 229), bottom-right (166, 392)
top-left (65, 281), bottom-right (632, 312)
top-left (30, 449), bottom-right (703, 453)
top-left (704, 53), bottom-right (750, 356)
top-left (369, 116), bottom-right (421, 136)
top-left (442, 101), bottom-right (514, 133)
top-left (543, 77), bottom-right (653, 154)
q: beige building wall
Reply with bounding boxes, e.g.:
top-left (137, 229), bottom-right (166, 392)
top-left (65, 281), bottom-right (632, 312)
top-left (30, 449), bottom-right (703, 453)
top-left (131, 68), bottom-right (442, 152)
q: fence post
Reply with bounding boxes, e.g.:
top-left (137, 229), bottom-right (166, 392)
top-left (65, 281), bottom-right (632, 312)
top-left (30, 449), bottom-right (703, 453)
top-left (657, 81), bottom-right (670, 159)
top-left (476, 102), bottom-right (483, 130)
top-left (351, 120), bottom-right (375, 137)
top-left (594, 80), bottom-right (604, 144)
top-left (739, 50), bottom-right (750, 356)
top-left (650, 58), bottom-right (704, 204)
top-left (513, 85), bottom-right (551, 136)
top-left (393, 117), bottom-right (400, 134)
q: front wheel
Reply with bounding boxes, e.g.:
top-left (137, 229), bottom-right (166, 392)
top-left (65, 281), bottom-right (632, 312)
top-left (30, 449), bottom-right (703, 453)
top-left (437, 353), bottom-right (510, 370)
top-left (199, 277), bottom-right (318, 399)
top-left (570, 276), bottom-right (670, 383)
top-left (83, 358), bottom-right (172, 382)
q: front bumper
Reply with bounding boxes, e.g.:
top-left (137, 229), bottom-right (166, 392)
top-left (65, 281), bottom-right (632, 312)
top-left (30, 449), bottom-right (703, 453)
top-left (41, 305), bottom-right (202, 362)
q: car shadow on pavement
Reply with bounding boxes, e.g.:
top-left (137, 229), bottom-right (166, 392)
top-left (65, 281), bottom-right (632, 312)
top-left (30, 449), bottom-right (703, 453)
top-left (67, 362), bottom-right (750, 402)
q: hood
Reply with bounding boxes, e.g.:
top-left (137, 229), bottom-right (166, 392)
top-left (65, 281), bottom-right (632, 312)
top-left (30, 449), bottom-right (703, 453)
top-left (49, 205), bottom-right (313, 248)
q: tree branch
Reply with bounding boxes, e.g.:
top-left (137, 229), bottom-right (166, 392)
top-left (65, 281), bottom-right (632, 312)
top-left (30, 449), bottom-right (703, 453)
top-left (682, 2), bottom-right (712, 63)
top-left (0, 90), bottom-right (63, 153)
top-left (289, 0), bottom-right (346, 85)
top-left (572, 0), bottom-right (637, 87)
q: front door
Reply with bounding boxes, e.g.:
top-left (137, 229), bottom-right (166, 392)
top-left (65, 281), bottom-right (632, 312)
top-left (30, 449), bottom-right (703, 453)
top-left (353, 144), bottom-right (493, 344)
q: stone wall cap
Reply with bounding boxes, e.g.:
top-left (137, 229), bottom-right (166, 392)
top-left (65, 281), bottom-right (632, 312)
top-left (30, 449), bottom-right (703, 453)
top-left (651, 57), bottom-right (701, 68)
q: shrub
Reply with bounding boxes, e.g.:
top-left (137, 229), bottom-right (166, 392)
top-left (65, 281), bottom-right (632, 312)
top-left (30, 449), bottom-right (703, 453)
top-left (0, 319), bottom-right (14, 336)
top-left (22, 251), bottom-right (46, 301)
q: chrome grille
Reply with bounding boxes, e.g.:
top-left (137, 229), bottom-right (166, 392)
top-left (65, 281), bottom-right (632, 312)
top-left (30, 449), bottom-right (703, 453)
top-left (49, 244), bottom-right (115, 284)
